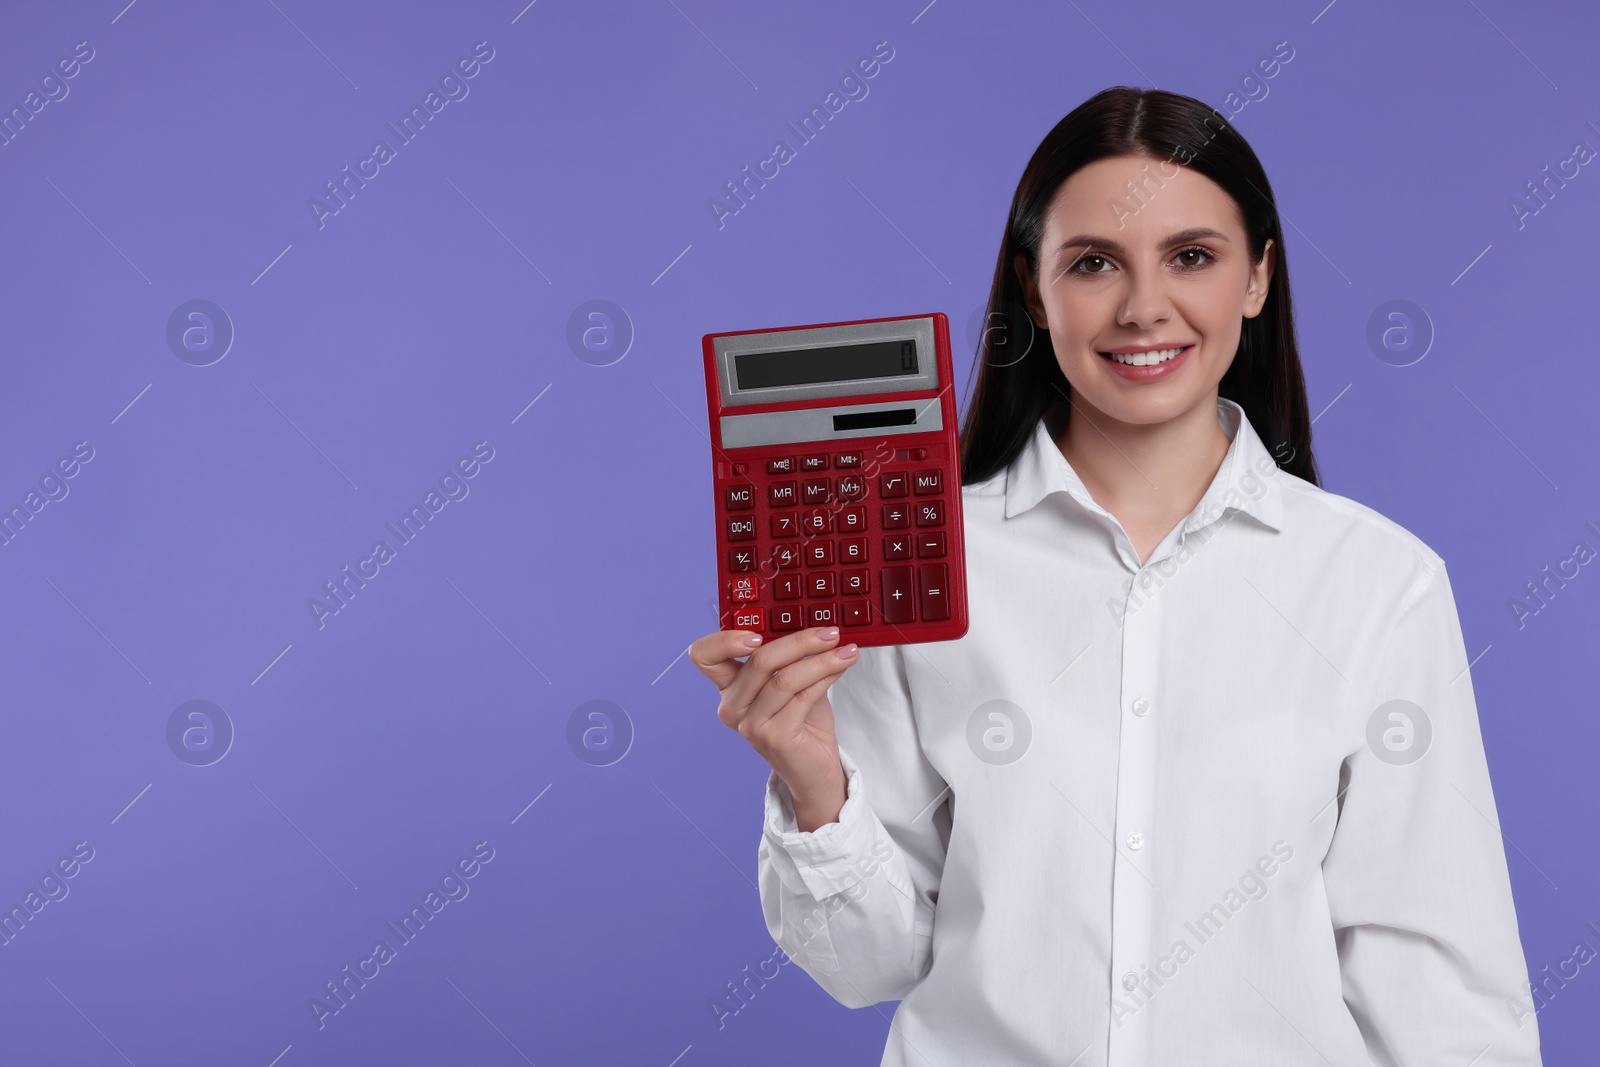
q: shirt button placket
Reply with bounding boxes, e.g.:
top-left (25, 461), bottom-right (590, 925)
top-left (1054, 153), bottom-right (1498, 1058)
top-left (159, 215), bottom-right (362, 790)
top-left (1108, 573), bottom-right (1160, 1067)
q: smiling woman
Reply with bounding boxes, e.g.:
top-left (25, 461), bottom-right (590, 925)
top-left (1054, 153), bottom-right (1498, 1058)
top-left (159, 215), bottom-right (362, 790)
top-left (695, 86), bottom-right (1543, 1067)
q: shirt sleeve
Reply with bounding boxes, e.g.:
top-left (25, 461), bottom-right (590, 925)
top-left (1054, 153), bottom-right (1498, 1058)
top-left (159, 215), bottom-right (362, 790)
top-left (756, 640), bottom-right (951, 1009)
top-left (1323, 561), bottom-right (1543, 1065)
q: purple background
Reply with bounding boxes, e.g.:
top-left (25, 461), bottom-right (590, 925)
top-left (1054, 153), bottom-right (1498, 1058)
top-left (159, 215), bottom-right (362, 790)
top-left (2, 0), bottom-right (1596, 1063)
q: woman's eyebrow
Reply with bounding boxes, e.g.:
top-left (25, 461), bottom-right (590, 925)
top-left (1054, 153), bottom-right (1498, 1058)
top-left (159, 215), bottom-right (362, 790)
top-left (1053, 227), bottom-right (1231, 254)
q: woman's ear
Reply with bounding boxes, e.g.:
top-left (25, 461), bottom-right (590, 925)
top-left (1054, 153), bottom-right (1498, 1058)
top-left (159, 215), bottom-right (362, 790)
top-left (1243, 238), bottom-right (1275, 319)
top-left (1013, 252), bottom-right (1046, 330)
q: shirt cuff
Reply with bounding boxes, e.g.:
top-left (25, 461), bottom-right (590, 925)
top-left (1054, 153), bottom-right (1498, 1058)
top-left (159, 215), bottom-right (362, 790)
top-left (762, 745), bottom-right (882, 901)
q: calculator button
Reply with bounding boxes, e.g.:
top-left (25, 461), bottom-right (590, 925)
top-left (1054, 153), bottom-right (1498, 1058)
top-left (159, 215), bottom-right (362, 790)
top-left (841, 568), bottom-right (871, 595)
top-left (914, 500), bottom-right (945, 526)
top-left (771, 512), bottom-right (799, 537)
top-left (913, 469), bottom-right (943, 495)
top-left (772, 542), bottom-right (800, 568)
top-left (879, 471), bottom-right (909, 498)
top-left (839, 537), bottom-right (869, 564)
top-left (771, 606), bottom-right (803, 631)
top-left (808, 603), bottom-right (839, 626)
top-left (773, 574), bottom-right (802, 600)
top-left (728, 547), bottom-right (757, 572)
top-left (725, 483), bottom-right (755, 510)
top-left (801, 454), bottom-right (830, 471)
top-left (835, 474), bottom-right (865, 501)
top-left (802, 478), bottom-right (831, 504)
top-left (842, 599), bottom-right (872, 626)
top-left (884, 534), bottom-right (912, 561)
top-left (805, 540), bottom-right (835, 566)
top-left (730, 576), bottom-right (758, 603)
top-left (727, 517), bottom-right (756, 541)
top-left (839, 506), bottom-right (867, 532)
top-left (834, 451), bottom-right (862, 468)
top-left (916, 532), bottom-right (947, 558)
top-left (767, 456), bottom-right (796, 474)
top-left (881, 566), bottom-right (915, 624)
top-left (881, 503), bottom-right (910, 529)
top-left (802, 508), bottom-right (833, 535)
top-left (732, 608), bottom-right (764, 630)
top-left (768, 481), bottom-right (797, 507)
top-left (807, 571), bottom-right (837, 597)
top-left (918, 563), bottom-right (950, 621)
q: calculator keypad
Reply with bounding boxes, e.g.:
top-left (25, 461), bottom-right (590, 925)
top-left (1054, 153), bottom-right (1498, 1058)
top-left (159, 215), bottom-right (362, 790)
top-left (719, 446), bottom-right (953, 635)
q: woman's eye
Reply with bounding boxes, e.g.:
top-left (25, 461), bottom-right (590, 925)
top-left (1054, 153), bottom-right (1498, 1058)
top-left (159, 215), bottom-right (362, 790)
top-left (1067, 247), bottom-right (1212, 276)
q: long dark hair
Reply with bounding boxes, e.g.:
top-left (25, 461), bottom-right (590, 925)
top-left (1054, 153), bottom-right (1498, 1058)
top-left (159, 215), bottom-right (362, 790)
top-left (958, 86), bottom-right (1321, 488)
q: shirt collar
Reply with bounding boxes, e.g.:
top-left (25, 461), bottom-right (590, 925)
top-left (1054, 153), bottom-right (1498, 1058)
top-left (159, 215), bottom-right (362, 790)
top-left (1002, 395), bottom-right (1285, 535)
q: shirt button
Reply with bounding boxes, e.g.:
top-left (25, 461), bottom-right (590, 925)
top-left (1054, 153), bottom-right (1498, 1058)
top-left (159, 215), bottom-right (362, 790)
top-left (1131, 697), bottom-right (1149, 717)
top-left (1122, 971), bottom-right (1139, 991)
top-left (1126, 831), bottom-right (1145, 850)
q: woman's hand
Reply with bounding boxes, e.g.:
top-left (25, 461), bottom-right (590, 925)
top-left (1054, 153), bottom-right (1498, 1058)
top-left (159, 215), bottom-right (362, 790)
top-left (690, 625), bottom-right (858, 831)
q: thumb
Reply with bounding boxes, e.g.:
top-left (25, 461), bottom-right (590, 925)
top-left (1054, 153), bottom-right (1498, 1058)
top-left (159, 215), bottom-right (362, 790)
top-left (687, 630), bottom-right (762, 691)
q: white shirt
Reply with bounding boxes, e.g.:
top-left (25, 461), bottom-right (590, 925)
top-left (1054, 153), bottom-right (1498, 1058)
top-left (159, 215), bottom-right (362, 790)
top-left (757, 396), bottom-right (1541, 1066)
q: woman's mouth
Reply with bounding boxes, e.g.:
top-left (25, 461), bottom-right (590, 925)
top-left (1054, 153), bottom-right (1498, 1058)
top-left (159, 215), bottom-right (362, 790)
top-left (1097, 344), bottom-right (1194, 381)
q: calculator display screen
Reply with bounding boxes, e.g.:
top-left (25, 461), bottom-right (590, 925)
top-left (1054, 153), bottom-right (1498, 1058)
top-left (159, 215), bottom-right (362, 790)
top-left (734, 339), bottom-right (918, 390)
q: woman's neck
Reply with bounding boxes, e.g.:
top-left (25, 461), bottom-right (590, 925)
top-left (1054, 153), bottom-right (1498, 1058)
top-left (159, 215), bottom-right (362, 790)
top-left (1052, 391), bottom-right (1233, 564)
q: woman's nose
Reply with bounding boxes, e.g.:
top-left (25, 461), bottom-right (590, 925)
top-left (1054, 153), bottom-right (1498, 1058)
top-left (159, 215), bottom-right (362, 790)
top-left (1116, 265), bottom-right (1174, 328)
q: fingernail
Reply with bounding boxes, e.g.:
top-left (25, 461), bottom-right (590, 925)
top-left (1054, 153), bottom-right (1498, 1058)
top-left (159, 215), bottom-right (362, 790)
top-left (742, 633), bottom-right (763, 647)
top-left (822, 626), bottom-right (839, 639)
top-left (837, 643), bottom-right (858, 660)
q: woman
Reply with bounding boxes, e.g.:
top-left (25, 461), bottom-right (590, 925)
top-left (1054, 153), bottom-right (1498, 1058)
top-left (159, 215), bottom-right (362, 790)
top-left (690, 87), bottom-right (1541, 1066)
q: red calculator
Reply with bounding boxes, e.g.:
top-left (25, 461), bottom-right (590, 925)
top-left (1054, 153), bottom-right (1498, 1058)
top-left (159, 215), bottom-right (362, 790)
top-left (702, 312), bottom-right (968, 647)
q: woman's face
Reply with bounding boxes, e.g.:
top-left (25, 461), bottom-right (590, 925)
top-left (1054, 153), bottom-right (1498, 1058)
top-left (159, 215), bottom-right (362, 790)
top-left (1015, 153), bottom-right (1274, 428)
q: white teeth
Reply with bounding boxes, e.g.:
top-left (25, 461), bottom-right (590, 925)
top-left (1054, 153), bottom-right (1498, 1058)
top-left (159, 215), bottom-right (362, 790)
top-left (1105, 346), bottom-right (1186, 366)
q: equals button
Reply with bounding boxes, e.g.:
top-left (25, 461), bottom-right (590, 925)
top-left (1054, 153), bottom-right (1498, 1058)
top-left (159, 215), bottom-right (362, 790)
top-left (917, 563), bottom-right (949, 621)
